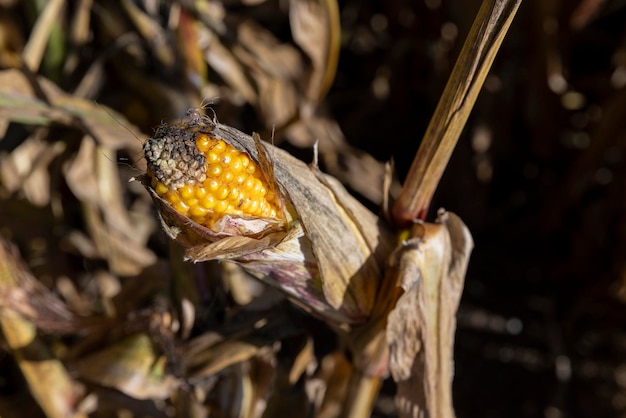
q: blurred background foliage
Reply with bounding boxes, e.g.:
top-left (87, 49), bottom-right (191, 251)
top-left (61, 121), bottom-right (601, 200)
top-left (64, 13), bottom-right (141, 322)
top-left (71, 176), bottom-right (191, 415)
top-left (0, 0), bottom-right (626, 417)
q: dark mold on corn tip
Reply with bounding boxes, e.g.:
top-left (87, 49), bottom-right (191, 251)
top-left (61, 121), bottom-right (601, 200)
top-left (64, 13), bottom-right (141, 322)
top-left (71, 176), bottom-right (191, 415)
top-left (143, 124), bottom-right (207, 189)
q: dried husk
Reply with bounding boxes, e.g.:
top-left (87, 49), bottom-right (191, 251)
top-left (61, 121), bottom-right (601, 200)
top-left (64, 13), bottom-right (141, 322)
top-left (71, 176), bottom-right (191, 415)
top-left (142, 110), bottom-right (394, 324)
top-left (387, 210), bottom-right (473, 418)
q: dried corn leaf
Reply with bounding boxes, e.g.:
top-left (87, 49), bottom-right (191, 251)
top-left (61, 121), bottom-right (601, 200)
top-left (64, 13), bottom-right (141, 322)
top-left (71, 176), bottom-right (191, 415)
top-left (0, 12), bottom-right (24, 69)
top-left (74, 333), bottom-right (179, 400)
top-left (289, 0), bottom-right (340, 101)
top-left (233, 21), bottom-right (302, 127)
top-left (203, 30), bottom-right (258, 105)
top-left (22, 0), bottom-right (65, 72)
top-left (0, 238), bottom-right (86, 333)
top-left (236, 21), bottom-right (303, 81)
top-left (0, 68), bottom-right (143, 153)
top-left (64, 135), bottom-right (156, 275)
top-left (175, 8), bottom-right (208, 87)
top-left (387, 211), bottom-right (473, 418)
top-left (121, 0), bottom-right (175, 68)
top-left (213, 363), bottom-right (255, 418)
top-left (0, 135), bottom-right (65, 206)
top-left (186, 339), bottom-right (260, 380)
top-left (314, 352), bottom-right (352, 418)
top-left (0, 238), bottom-right (79, 418)
top-left (263, 336), bottom-right (313, 417)
top-left (81, 200), bottom-right (156, 276)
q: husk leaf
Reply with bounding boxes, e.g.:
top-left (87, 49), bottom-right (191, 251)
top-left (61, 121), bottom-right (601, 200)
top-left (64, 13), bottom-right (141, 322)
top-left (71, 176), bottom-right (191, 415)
top-left (387, 210), bottom-right (473, 418)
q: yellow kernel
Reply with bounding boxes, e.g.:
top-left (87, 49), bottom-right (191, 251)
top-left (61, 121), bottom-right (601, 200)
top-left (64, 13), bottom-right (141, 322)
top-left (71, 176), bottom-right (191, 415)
top-left (243, 178), bottom-right (255, 190)
top-left (180, 184), bottom-right (194, 199)
top-left (186, 198), bottom-right (199, 209)
top-left (248, 200), bottom-right (259, 213)
top-left (216, 186), bottom-right (229, 200)
top-left (155, 181), bottom-right (169, 196)
top-left (196, 134), bottom-right (211, 152)
top-left (211, 140), bottom-right (226, 154)
top-left (231, 157), bottom-right (242, 172)
top-left (222, 170), bottom-right (234, 183)
top-left (207, 151), bottom-right (219, 164)
top-left (206, 179), bottom-right (220, 192)
top-left (166, 191), bottom-right (180, 204)
top-left (238, 198), bottom-right (250, 211)
top-left (228, 187), bottom-right (240, 201)
top-left (173, 200), bottom-right (189, 214)
top-left (190, 206), bottom-right (208, 217)
top-left (202, 195), bottom-right (216, 209)
top-left (215, 200), bottom-right (228, 213)
top-left (230, 207), bottom-right (243, 216)
top-left (252, 179), bottom-right (263, 195)
top-left (195, 187), bottom-right (207, 199)
top-left (153, 132), bottom-right (282, 227)
top-left (208, 165), bottom-right (222, 177)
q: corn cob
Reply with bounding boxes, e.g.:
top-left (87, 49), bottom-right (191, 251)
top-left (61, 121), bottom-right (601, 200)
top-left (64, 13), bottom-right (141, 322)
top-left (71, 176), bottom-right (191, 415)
top-left (142, 110), bottom-right (394, 325)
top-left (143, 125), bottom-right (282, 228)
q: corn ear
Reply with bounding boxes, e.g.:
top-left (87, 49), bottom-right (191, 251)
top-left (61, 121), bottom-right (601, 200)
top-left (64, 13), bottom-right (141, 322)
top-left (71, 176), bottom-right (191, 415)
top-left (142, 110), bottom-right (394, 324)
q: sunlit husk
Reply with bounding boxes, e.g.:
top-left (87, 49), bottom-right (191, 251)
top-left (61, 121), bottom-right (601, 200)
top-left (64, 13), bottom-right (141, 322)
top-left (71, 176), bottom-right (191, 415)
top-left (143, 111), bottom-right (394, 324)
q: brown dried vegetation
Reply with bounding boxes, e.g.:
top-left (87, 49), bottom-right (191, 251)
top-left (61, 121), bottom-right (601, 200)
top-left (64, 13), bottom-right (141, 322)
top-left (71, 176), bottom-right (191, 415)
top-left (0, 1), bottom-right (625, 418)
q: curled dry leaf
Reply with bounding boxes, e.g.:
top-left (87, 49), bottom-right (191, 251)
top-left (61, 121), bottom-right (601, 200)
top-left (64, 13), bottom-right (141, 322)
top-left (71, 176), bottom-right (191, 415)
top-left (203, 28), bottom-right (259, 105)
top-left (234, 20), bottom-right (301, 128)
top-left (0, 134), bottom-right (65, 206)
top-left (64, 135), bottom-right (156, 276)
top-left (0, 68), bottom-right (144, 154)
top-left (0, 238), bottom-right (79, 418)
top-left (141, 109), bottom-right (394, 324)
top-left (289, 0), bottom-right (341, 102)
top-left (386, 210), bottom-right (473, 418)
top-left (74, 333), bottom-right (179, 400)
top-left (0, 237), bottom-right (88, 333)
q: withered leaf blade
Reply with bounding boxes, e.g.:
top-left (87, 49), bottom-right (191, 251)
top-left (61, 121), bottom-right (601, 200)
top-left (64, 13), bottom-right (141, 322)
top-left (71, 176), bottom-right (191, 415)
top-left (65, 137), bottom-right (156, 276)
top-left (74, 333), bottom-right (179, 400)
top-left (0, 238), bottom-right (79, 418)
top-left (0, 237), bottom-right (90, 333)
top-left (186, 339), bottom-right (260, 380)
top-left (0, 69), bottom-right (144, 153)
top-left (234, 20), bottom-right (302, 127)
top-left (386, 211), bottom-right (473, 418)
top-left (289, 0), bottom-right (341, 101)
